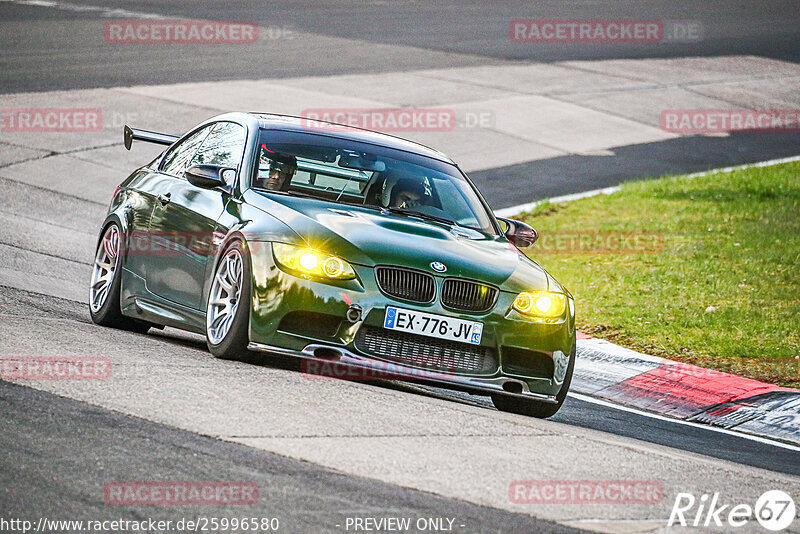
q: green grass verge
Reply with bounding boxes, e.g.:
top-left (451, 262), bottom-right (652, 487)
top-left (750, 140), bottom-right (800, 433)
top-left (518, 161), bottom-right (800, 387)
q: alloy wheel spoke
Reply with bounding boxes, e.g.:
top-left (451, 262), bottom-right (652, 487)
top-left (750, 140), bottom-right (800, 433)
top-left (94, 284), bottom-right (109, 308)
top-left (211, 309), bottom-right (228, 329)
top-left (91, 225), bottom-right (120, 313)
top-left (226, 256), bottom-right (241, 288)
top-left (221, 312), bottom-right (235, 336)
top-left (216, 271), bottom-right (233, 292)
top-left (207, 249), bottom-right (244, 344)
top-left (210, 296), bottom-right (228, 307)
top-left (91, 278), bottom-right (109, 291)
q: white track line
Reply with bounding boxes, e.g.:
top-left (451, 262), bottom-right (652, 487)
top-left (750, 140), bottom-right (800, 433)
top-left (0, 0), bottom-right (165, 19)
top-left (494, 186), bottom-right (620, 217)
top-left (683, 154), bottom-right (800, 178)
top-left (494, 153), bottom-right (800, 217)
top-left (568, 392), bottom-right (800, 453)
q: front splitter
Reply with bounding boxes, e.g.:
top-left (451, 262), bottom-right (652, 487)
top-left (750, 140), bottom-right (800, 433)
top-left (247, 341), bottom-right (558, 404)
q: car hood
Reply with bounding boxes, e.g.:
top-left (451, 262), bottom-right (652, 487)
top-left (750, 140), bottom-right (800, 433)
top-left (245, 191), bottom-right (552, 292)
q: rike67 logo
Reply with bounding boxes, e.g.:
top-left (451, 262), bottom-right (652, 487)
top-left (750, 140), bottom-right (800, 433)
top-left (669, 490), bottom-right (796, 531)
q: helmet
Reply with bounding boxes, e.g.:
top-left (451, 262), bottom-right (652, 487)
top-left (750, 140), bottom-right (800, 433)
top-left (267, 152), bottom-right (297, 175)
top-left (261, 152), bottom-right (297, 191)
top-left (383, 176), bottom-right (427, 207)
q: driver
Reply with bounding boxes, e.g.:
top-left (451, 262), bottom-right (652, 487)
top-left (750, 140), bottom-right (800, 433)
top-left (258, 152), bottom-right (297, 191)
top-left (390, 177), bottom-right (427, 208)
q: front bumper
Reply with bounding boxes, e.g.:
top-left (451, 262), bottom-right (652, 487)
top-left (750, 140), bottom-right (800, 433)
top-left (247, 341), bottom-right (559, 403)
top-left (248, 240), bottom-right (575, 398)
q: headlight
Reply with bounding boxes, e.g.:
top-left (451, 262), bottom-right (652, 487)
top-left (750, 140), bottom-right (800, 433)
top-left (513, 291), bottom-right (566, 319)
top-left (272, 243), bottom-right (356, 280)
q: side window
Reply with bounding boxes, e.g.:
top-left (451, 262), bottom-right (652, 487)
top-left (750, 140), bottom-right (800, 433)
top-left (161, 125), bottom-right (214, 176)
top-left (189, 122), bottom-right (246, 182)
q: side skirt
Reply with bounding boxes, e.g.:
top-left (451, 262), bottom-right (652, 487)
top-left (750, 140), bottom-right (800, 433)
top-left (120, 268), bottom-right (205, 334)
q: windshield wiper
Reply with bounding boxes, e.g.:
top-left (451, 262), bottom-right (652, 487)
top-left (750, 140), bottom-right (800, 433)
top-left (382, 207), bottom-right (457, 227)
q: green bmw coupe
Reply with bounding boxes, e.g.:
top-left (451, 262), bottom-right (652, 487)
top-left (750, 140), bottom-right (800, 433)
top-left (90, 112), bottom-right (576, 418)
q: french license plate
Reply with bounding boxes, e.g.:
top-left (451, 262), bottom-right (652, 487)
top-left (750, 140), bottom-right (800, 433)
top-left (383, 306), bottom-right (483, 345)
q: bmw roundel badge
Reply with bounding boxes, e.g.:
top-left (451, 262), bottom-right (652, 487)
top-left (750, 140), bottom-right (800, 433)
top-left (430, 261), bottom-right (447, 273)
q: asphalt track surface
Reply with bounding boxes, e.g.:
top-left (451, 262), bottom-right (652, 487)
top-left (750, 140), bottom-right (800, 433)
top-left (0, 379), bottom-right (579, 534)
top-left (1, 284), bottom-right (798, 531)
top-left (2, 1), bottom-right (800, 532)
top-left (2, 0), bottom-right (800, 93)
top-left (4, 286), bottom-right (800, 478)
top-left (4, 0), bottom-right (800, 209)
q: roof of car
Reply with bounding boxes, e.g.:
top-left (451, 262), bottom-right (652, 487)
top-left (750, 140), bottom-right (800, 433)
top-left (250, 113), bottom-right (455, 165)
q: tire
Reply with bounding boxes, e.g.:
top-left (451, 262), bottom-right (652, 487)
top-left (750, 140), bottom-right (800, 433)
top-left (206, 240), bottom-right (257, 362)
top-left (89, 223), bottom-right (152, 334)
top-left (491, 345), bottom-right (576, 419)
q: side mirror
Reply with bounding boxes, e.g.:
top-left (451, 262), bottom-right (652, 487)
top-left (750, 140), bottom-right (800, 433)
top-left (185, 164), bottom-right (232, 189)
top-left (497, 217), bottom-right (538, 248)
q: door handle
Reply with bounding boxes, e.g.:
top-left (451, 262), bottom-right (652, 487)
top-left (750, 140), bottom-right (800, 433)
top-left (157, 193), bottom-right (171, 206)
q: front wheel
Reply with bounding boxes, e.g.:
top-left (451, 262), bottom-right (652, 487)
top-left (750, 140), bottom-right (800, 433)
top-left (492, 345), bottom-right (575, 418)
top-left (89, 223), bottom-right (151, 334)
top-left (206, 241), bottom-right (256, 362)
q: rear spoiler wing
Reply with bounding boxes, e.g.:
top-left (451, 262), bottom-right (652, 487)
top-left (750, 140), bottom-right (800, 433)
top-left (124, 125), bottom-right (179, 150)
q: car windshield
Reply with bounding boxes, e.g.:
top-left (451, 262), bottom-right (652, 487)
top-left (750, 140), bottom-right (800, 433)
top-left (253, 129), bottom-right (498, 235)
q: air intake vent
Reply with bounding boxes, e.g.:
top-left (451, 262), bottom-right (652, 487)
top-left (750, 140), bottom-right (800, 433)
top-left (375, 266), bottom-right (435, 303)
top-left (355, 326), bottom-right (498, 375)
top-left (441, 279), bottom-right (498, 313)
top-left (501, 346), bottom-right (554, 379)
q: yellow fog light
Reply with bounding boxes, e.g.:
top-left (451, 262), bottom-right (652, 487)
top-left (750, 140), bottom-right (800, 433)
top-left (272, 243), bottom-right (356, 280)
top-left (513, 291), bottom-right (566, 319)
